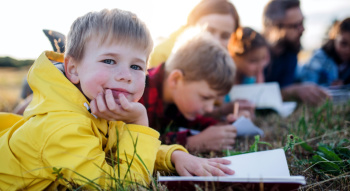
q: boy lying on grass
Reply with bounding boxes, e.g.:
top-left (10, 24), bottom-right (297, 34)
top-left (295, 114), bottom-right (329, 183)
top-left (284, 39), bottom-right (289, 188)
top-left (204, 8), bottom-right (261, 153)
top-left (0, 8), bottom-right (234, 190)
top-left (92, 27), bottom-right (240, 153)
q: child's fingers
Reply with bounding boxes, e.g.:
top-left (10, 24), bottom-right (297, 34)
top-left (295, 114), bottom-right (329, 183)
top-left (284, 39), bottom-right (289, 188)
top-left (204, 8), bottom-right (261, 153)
top-left (208, 162), bottom-right (235, 175)
top-left (223, 125), bottom-right (237, 133)
top-left (223, 131), bottom-right (236, 146)
top-left (208, 158), bottom-right (231, 165)
top-left (95, 93), bottom-right (107, 111)
top-left (119, 94), bottom-right (131, 111)
top-left (223, 138), bottom-right (235, 146)
top-left (95, 93), bottom-right (116, 119)
top-left (105, 89), bottom-right (118, 111)
top-left (224, 131), bottom-right (237, 139)
top-left (196, 167), bottom-right (212, 176)
top-left (203, 164), bottom-right (225, 176)
top-left (226, 113), bottom-right (237, 123)
top-left (176, 168), bottom-right (193, 176)
top-left (90, 99), bottom-right (98, 114)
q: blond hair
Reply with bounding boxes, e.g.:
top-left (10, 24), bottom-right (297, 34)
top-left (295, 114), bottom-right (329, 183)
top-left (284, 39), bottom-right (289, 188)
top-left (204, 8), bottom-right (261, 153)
top-left (65, 8), bottom-right (153, 62)
top-left (166, 30), bottom-right (236, 95)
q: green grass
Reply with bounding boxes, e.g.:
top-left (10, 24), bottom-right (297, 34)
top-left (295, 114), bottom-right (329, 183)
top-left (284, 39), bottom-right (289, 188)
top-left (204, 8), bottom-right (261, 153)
top-left (251, 100), bottom-right (350, 191)
top-left (48, 100), bottom-right (350, 191)
top-left (2, 75), bottom-right (349, 191)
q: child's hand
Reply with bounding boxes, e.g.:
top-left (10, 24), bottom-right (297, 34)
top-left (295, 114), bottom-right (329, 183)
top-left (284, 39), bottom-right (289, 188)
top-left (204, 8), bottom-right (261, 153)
top-left (285, 84), bottom-right (330, 106)
top-left (187, 125), bottom-right (237, 152)
top-left (90, 89), bottom-right (148, 126)
top-left (226, 110), bottom-right (251, 123)
top-left (233, 99), bottom-right (255, 120)
top-left (171, 151), bottom-right (235, 176)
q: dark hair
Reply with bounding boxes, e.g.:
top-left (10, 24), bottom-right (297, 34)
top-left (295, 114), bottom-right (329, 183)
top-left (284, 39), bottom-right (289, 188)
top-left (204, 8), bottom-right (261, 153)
top-left (263, 0), bottom-right (300, 27)
top-left (228, 27), bottom-right (268, 57)
top-left (187, 0), bottom-right (240, 32)
top-left (322, 17), bottom-right (350, 64)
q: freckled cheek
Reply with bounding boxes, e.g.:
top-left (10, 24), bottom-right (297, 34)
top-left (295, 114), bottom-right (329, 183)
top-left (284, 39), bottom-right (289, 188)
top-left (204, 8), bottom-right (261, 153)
top-left (83, 71), bottom-right (110, 97)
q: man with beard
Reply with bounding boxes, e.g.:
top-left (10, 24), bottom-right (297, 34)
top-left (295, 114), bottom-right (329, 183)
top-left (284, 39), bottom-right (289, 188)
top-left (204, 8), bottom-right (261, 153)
top-left (263, 0), bottom-right (330, 105)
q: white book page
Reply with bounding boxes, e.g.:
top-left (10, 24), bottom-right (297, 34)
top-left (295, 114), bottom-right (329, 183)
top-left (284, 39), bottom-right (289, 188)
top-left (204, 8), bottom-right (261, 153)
top-left (228, 82), bottom-right (283, 109)
top-left (233, 116), bottom-right (264, 137)
top-left (228, 82), bottom-right (297, 117)
top-left (223, 149), bottom-right (290, 178)
top-left (275, 102), bottom-right (297, 118)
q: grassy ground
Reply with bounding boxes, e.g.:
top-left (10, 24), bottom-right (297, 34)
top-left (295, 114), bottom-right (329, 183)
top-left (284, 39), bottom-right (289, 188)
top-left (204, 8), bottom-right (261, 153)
top-left (1, 67), bottom-right (349, 190)
top-left (183, 102), bottom-right (350, 191)
top-left (0, 67), bottom-right (30, 112)
top-left (251, 102), bottom-right (350, 191)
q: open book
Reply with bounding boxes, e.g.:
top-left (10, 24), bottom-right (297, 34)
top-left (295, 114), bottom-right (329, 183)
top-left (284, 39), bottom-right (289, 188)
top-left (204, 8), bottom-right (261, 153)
top-left (159, 149), bottom-right (306, 191)
top-left (228, 82), bottom-right (297, 117)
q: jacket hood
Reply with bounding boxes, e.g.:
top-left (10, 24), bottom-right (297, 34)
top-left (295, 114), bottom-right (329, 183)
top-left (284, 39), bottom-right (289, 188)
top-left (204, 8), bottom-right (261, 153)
top-left (24, 51), bottom-right (94, 122)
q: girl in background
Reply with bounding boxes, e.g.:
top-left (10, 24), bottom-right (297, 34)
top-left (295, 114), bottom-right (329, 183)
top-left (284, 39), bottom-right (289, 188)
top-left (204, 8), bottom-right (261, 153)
top-left (208, 27), bottom-right (269, 121)
top-left (228, 27), bottom-right (270, 85)
top-left (300, 17), bottom-right (350, 86)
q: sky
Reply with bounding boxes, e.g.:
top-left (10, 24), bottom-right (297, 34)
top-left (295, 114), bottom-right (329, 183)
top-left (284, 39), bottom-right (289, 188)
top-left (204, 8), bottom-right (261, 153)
top-left (0, 0), bottom-right (349, 60)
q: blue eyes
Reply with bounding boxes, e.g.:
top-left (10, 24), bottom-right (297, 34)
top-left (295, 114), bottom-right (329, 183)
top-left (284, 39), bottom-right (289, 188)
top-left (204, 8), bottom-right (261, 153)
top-left (131, 65), bottom-right (142, 70)
top-left (103, 59), bottom-right (115, 65)
top-left (102, 59), bottom-right (143, 71)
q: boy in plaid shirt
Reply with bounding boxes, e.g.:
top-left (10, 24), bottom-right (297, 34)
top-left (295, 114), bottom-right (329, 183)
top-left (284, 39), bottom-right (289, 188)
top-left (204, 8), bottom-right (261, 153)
top-left (94, 30), bottom-right (238, 152)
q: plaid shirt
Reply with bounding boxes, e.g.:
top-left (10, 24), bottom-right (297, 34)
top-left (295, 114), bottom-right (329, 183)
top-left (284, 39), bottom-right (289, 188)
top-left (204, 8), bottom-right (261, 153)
top-left (139, 63), bottom-right (218, 146)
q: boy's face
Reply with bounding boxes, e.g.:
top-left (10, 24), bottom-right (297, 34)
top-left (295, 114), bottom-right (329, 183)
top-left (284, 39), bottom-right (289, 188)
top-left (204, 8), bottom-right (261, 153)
top-left (173, 79), bottom-right (219, 121)
top-left (69, 38), bottom-right (147, 103)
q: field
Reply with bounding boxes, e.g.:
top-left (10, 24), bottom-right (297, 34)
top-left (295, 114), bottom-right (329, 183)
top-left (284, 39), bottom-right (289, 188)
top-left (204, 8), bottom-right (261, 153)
top-left (1, 67), bottom-right (349, 191)
top-left (0, 67), bottom-right (30, 112)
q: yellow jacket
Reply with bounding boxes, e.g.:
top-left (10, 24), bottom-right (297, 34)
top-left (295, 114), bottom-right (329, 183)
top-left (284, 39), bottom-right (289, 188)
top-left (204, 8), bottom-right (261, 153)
top-left (0, 51), bottom-right (187, 190)
top-left (148, 26), bottom-right (186, 68)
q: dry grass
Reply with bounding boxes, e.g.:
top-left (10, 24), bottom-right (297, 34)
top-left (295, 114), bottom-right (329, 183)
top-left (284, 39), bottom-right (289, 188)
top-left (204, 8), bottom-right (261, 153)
top-left (0, 66), bottom-right (30, 112)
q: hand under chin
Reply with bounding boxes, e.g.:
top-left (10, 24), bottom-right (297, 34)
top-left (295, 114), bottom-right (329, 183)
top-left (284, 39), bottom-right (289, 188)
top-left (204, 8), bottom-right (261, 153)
top-left (114, 98), bottom-right (121, 105)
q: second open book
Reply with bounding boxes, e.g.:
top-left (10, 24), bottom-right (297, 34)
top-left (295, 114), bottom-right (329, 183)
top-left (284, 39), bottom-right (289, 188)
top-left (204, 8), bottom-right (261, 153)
top-left (228, 82), bottom-right (297, 117)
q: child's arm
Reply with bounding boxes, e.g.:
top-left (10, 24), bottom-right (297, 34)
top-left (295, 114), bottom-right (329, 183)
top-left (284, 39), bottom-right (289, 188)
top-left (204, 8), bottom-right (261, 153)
top-left (90, 89), bottom-right (148, 126)
top-left (43, 120), bottom-right (161, 187)
top-left (171, 150), bottom-right (235, 176)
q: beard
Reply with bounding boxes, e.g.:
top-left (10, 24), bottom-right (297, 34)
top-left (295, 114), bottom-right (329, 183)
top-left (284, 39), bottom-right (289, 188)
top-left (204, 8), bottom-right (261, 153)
top-left (276, 36), bottom-right (302, 54)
